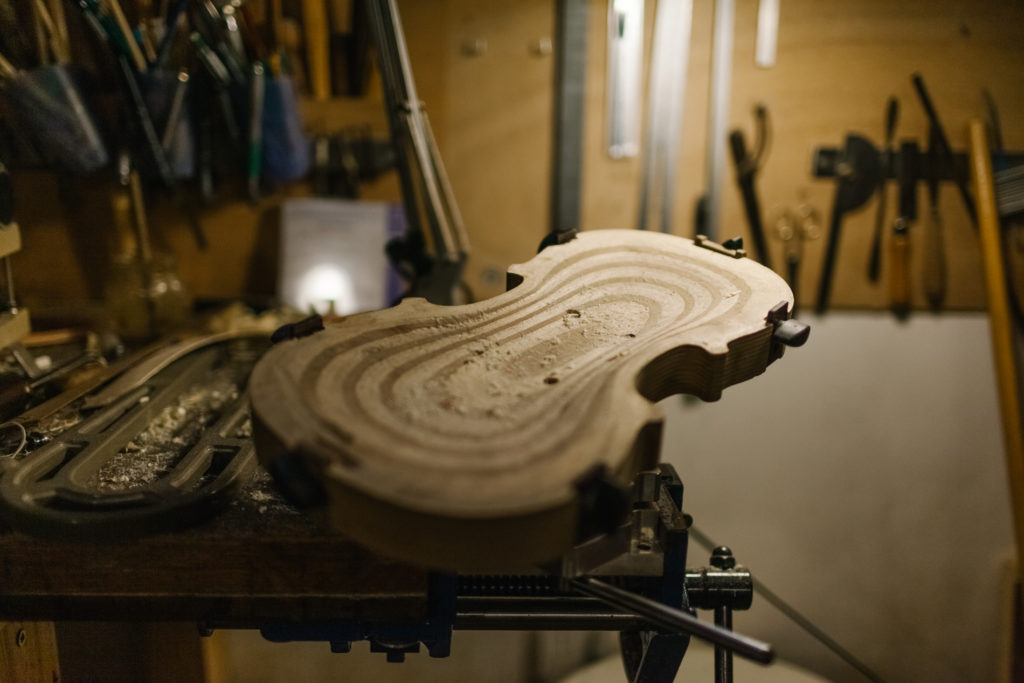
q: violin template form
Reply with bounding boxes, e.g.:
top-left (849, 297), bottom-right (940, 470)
top-left (250, 229), bottom-right (801, 570)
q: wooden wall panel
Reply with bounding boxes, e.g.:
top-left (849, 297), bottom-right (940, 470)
top-left (579, 0), bottom-right (1024, 312)
top-left (7, 1), bottom-right (1024, 316)
top-left (440, 0), bottom-right (556, 301)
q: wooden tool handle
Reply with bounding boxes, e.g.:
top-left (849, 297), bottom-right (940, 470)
top-left (302, 0), bottom-right (332, 100)
top-left (250, 230), bottom-right (797, 570)
top-left (889, 218), bottom-right (912, 319)
top-left (969, 118), bottom-right (1024, 583)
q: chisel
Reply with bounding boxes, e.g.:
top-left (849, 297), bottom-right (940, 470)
top-left (922, 127), bottom-right (947, 310)
top-left (867, 97), bottom-right (898, 282)
top-left (911, 73), bottom-right (976, 226)
top-left (303, 0), bottom-right (331, 100)
top-left (728, 104), bottom-right (771, 269)
top-left (889, 141), bottom-right (918, 319)
top-left (815, 134), bottom-right (880, 314)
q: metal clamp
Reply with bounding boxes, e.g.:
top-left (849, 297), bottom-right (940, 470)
top-left (694, 234), bottom-right (747, 259)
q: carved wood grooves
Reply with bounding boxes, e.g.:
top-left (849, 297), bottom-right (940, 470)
top-left (250, 230), bottom-right (795, 570)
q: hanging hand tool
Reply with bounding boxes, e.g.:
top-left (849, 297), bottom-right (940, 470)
top-left (773, 204), bottom-right (820, 318)
top-left (302, 0), bottom-right (332, 100)
top-left (815, 134), bottom-right (881, 314)
top-left (367, 0), bottom-right (469, 305)
top-left (889, 141), bottom-right (919, 319)
top-left (0, 348), bottom-right (100, 421)
top-left (247, 62), bottom-right (265, 203)
top-left (153, 0), bottom-right (189, 70)
top-left (922, 127), bottom-right (947, 310)
top-left (104, 0), bottom-right (147, 71)
top-left (728, 103), bottom-right (771, 268)
top-left (911, 73), bottom-right (977, 227)
top-left (192, 0), bottom-right (247, 86)
top-left (867, 97), bottom-right (898, 282)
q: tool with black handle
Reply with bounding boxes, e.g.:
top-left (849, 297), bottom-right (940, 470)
top-left (923, 126), bottom-right (947, 310)
top-left (911, 73), bottom-right (977, 227)
top-left (867, 97), bottom-right (899, 282)
top-left (728, 104), bottom-right (771, 269)
top-left (815, 134), bottom-right (881, 314)
top-left (889, 141), bottom-right (919, 319)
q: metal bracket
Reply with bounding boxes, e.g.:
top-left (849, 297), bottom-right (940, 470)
top-left (766, 302), bottom-right (810, 362)
top-left (813, 144), bottom-right (1024, 183)
top-left (693, 234), bottom-right (747, 259)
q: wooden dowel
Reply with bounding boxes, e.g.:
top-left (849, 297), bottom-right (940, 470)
top-left (270, 0), bottom-right (283, 48)
top-left (0, 52), bottom-right (17, 79)
top-left (47, 0), bottom-right (71, 61)
top-left (104, 0), bottom-right (148, 71)
top-left (32, 1), bottom-right (50, 64)
top-left (302, 0), bottom-right (331, 100)
top-left (32, 0), bottom-right (70, 63)
top-left (968, 118), bottom-right (1024, 580)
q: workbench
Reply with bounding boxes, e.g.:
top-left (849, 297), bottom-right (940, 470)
top-left (0, 472), bottom-right (429, 680)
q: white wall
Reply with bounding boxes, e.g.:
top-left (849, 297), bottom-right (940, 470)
top-left (660, 312), bottom-right (1014, 682)
top-left (217, 314), bottom-right (1012, 683)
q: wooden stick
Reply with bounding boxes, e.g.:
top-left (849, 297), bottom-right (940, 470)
top-left (32, 1), bottom-right (50, 64)
top-left (103, 0), bottom-right (148, 71)
top-left (968, 118), bottom-right (1024, 582)
top-left (138, 22), bottom-right (157, 64)
top-left (270, 0), bottom-right (283, 48)
top-left (32, 0), bottom-right (70, 63)
top-left (302, 0), bottom-right (331, 100)
top-left (47, 0), bottom-right (70, 61)
top-left (0, 52), bottom-right (17, 79)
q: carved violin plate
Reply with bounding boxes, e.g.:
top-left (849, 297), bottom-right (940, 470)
top-left (250, 230), bottom-right (798, 570)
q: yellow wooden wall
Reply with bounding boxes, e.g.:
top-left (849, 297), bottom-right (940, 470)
top-left (8, 0), bottom-right (1024, 317)
top-left (436, 0), bottom-right (1024, 310)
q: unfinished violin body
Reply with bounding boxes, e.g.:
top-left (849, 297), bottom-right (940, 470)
top-left (249, 230), bottom-right (798, 570)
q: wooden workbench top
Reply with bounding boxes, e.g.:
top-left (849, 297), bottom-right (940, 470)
top-left (0, 471), bottom-right (430, 624)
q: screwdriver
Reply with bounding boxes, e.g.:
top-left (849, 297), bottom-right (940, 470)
top-left (889, 141), bottom-right (919, 319)
top-left (867, 97), bottom-right (898, 282)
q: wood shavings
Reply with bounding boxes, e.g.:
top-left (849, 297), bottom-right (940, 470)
top-left (88, 363), bottom-right (247, 493)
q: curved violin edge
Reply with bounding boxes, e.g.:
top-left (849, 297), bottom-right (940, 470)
top-left (249, 229), bottom-right (796, 570)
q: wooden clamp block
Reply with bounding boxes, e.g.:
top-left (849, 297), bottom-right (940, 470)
top-left (0, 221), bottom-right (22, 259)
top-left (0, 221), bottom-right (29, 348)
top-left (250, 230), bottom-right (798, 570)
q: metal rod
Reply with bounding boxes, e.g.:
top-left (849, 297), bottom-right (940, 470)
top-left (550, 0), bottom-right (587, 236)
top-left (161, 71), bottom-right (189, 152)
top-left (571, 577), bottom-right (774, 664)
top-left (367, 0), bottom-right (465, 266)
top-left (637, 0), bottom-right (692, 233)
top-left (454, 613), bottom-right (641, 630)
top-left (690, 525), bottom-right (886, 683)
top-left (104, 0), bottom-right (148, 72)
top-left (3, 256), bottom-right (16, 313)
top-left (714, 605), bottom-right (733, 683)
top-left (702, 0), bottom-right (735, 240)
top-left (365, 0), bottom-right (421, 240)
